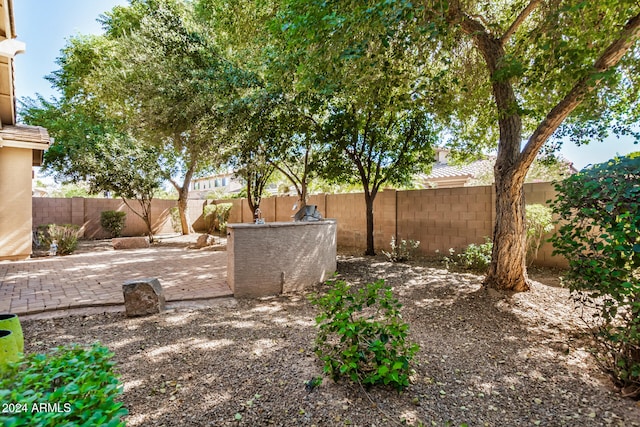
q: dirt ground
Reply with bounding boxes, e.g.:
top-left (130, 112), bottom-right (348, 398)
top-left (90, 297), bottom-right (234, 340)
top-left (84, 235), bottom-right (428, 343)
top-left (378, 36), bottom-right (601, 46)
top-left (17, 245), bottom-right (640, 426)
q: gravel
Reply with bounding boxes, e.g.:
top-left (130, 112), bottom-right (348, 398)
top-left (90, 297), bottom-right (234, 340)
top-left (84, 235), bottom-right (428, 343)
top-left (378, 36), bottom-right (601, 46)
top-left (19, 254), bottom-right (640, 427)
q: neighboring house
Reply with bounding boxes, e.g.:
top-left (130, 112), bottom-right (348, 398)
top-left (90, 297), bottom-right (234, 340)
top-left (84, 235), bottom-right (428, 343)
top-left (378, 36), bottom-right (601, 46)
top-left (189, 172), bottom-right (244, 199)
top-left (417, 149), bottom-right (576, 188)
top-left (0, 0), bottom-right (50, 260)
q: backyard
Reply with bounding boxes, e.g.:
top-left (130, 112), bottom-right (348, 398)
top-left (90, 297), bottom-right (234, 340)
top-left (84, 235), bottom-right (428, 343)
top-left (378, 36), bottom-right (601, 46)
top-left (13, 241), bottom-right (640, 426)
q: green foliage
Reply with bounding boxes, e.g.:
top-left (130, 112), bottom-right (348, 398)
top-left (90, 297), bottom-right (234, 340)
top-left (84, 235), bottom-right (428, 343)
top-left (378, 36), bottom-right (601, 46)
top-left (525, 204), bottom-right (554, 266)
top-left (203, 204), bottom-right (218, 234)
top-left (169, 207), bottom-right (182, 233)
top-left (203, 203), bottom-right (233, 235)
top-left (215, 203), bottom-right (232, 235)
top-left (100, 211), bottom-right (127, 238)
top-left (382, 237), bottom-right (420, 263)
top-left (36, 224), bottom-right (81, 255)
top-left (311, 279), bottom-right (419, 391)
top-left (550, 153), bottom-right (640, 394)
top-left (0, 343), bottom-right (128, 426)
top-left (442, 238), bottom-right (493, 272)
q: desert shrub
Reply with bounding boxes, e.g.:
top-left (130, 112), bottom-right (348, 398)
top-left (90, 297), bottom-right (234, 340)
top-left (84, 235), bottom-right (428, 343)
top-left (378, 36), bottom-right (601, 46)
top-left (36, 224), bottom-right (81, 255)
top-left (525, 204), bottom-right (554, 265)
top-left (203, 204), bottom-right (218, 234)
top-left (0, 343), bottom-right (128, 426)
top-left (100, 210), bottom-right (127, 238)
top-left (442, 238), bottom-right (493, 272)
top-left (382, 236), bottom-right (420, 262)
top-left (550, 153), bottom-right (640, 396)
top-left (311, 279), bottom-right (419, 391)
top-left (215, 203), bottom-right (232, 235)
top-left (169, 207), bottom-right (181, 233)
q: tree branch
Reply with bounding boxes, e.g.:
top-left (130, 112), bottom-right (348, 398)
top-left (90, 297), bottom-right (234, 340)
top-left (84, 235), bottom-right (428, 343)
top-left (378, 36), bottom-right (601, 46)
top-left (500, 0), bottom-right (543, 46)
top-left (519, 11), bottom-right (640, 171)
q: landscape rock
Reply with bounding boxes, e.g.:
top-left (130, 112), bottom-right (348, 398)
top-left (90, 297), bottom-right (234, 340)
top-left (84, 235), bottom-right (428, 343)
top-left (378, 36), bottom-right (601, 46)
top-left (112, 236), bottom-right (150, 250)
top-left (122, 278), bottom-right (165, 317)
top-left (195, 234), bottom-right (216, 249)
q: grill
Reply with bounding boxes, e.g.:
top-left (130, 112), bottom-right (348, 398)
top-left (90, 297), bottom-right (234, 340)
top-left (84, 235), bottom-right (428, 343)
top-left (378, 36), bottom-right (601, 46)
top-left (293, 205), bottom-right (323, 222)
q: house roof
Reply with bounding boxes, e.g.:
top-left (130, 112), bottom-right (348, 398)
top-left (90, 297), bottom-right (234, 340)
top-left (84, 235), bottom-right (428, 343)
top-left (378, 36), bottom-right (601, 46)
top-left (0, 124), bottom-right (50, 149)
top-left (425, 159), bottom-right (493, 179)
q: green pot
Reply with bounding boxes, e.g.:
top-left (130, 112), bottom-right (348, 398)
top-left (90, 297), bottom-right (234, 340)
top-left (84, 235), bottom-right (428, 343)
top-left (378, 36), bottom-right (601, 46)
top-left (0, 330), bottom-right (20, 370)
top-left (0, 314), bottom-right (23, 353)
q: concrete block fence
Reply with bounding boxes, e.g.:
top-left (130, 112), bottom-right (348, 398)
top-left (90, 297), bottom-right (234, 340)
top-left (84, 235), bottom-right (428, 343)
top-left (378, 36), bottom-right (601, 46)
top-left (32, 182), bottom-right (565, 267)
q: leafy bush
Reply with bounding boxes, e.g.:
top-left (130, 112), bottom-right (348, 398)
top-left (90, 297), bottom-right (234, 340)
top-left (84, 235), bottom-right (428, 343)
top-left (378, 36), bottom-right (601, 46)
top-left (169, 207), bottom-right (181, 233)
top-left (36, 224), bottom-right (81, 255)
top-left (0, 343), bottom-right (128, 426)
top-left (100, 211), bottom-right (127, 238)
top-left (550, 153), bottom-right (640, 396)
top-left (525, 204), bottom-right (554, 265)
top-left (203, 203), bottom-right (232, 235)
top-left (203, 204), bottom-right (218, 234)
top-left (552, 153), bottom-right (640, 396)
top-left (215, 203), bottom-right (232, 235)
top-left (442, 238), bottom-right (493, 272)
top-left (311, 279), bottom-right (419, 391)
top-left (382, 237), bottom-right (420, 262)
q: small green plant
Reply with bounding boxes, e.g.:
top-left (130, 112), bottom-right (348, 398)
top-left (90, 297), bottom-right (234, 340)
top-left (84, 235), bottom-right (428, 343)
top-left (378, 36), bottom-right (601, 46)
top-left (525, 204), bottom-right (554, 265)
top-left (442, 238), bottom-right (493, 272)
top-left (0, 343), bottom-right (128, 426)
top-left (382, 236), bottom-right (420, 262)
top-left (310, 279), bottom-right (419, 391)
top-left (550, 153), bottom-right (640, 396)
top-left (169, 207), bottom-right (181, 233)
top-left (215, 203), bottom-right (232, 235)
top-left (36, 224), bottom-right (81, 255)
top-left (100, 210), bottom-right (127, 238)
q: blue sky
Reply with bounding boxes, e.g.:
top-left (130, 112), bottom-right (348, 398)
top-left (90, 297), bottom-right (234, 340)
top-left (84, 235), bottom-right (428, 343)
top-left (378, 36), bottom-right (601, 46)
top-left (12, 1), bottom-right (639, 170)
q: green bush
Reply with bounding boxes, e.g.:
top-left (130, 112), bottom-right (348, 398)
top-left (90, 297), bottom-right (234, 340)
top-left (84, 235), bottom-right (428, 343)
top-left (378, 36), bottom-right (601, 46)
top-left (550, 153), bottom-right (640, 396)
top-left (203, 203), bottom-right (232, 235)
top-left (442, 238), bottom-right (493, 272)
top-left (169, 207), bottom-right (181, 233)
top-left (311, 279), bottom-right (419, 391)
top-left (525, 204), bottom-right (554, 265)
top-left (203, 204), bottom-right (218, 234)
top-left (382, 237), bottom-right (420, 262)
top-left (215, 203), bottom-right (232, 235)
top-left (100, 211), bottom-right (127, 238)
top-left (36, 224), bottom-right (81, 255)
top-left (0, 343), bottom-right (128, 426)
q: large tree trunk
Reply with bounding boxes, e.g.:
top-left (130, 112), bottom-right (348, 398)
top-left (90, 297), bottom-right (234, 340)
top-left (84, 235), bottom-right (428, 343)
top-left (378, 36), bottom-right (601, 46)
top-left (364, 191), bottom-right (375, 256)
top-left (484, 169), bottom-right (529, 292)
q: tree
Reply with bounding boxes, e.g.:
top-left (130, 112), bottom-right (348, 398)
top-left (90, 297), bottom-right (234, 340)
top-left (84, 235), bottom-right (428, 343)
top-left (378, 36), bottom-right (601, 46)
top-left (94, 0), bottom-right (254, 234)
top-left (21, 96), bottom-right (165, 242)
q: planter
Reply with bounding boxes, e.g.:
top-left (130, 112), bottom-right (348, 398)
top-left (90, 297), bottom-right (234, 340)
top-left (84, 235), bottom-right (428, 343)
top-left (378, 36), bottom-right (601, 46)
top-left (0, 314), bottom-right (23, 353)
top-left (0, 330), bottom-right (20, 369)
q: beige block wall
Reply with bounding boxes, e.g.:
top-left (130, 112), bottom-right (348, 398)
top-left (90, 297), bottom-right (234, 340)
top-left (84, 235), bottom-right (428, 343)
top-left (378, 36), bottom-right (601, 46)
top-left (0, 147), bottom-right (33, 260)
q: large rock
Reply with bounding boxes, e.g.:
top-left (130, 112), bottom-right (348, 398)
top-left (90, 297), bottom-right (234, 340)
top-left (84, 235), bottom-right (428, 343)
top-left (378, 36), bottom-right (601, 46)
top-left (122, 278), bottom-right (165, 317)
top-left (195, 234), bottom-right (216, 249)
top-left (112, 237), bottom-right (150, 250)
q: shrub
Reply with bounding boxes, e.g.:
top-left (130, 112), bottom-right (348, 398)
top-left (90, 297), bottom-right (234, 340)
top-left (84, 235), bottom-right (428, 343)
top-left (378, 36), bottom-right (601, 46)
top-left (310, 279), bottom-right (419, 391)
top-left (442, 238), bottom-right (493, 272)
top-left (550, 153), bottom-right (640, 396)
top-left (203, 203), bottom-right (232, 235)
top-left (169, 207), bottom-right (181, 233)
top-left (525, 204), bottom-right (554, 265)
top-left (382, 237), bottom-right (420, 262)
top-left (36, 224), bottom-right (81, 255)
top-left (100, 211), bottom-right (127, 238)
top-left (215, 203), bottom-right (232, 235)
top-left (0, 343), bottom-right (128, 426)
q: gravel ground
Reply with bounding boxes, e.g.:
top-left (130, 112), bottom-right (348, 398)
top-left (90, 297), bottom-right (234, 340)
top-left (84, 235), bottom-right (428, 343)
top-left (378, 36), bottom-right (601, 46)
top-left (18, 252), bottom-right (640, 427)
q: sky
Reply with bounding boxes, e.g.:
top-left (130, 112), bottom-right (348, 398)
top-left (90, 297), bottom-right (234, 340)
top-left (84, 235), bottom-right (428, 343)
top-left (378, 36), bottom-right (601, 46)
top-left (12, 1), bottom-right (639, 171)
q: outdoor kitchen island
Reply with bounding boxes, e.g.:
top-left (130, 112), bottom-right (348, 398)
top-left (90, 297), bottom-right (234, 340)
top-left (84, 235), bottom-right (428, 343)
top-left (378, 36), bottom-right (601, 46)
top-left (226, 219), bottom-right (337, 298)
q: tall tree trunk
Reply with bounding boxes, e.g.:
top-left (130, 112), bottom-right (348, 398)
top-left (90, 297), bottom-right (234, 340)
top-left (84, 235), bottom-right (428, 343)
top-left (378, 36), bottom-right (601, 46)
top-left (364, 191), bottom-right (375, 256)
top-left (177, 187), bottom-right (193, 235)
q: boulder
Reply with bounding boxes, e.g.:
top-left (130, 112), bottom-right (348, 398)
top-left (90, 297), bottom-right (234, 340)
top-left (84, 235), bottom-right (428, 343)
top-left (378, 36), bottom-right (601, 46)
top-left (113, 236), bottom-right (150, 250)
top-left (123, 278), bottom-right (165, 317)
top-left (195, 234), bottom-right (216, 248)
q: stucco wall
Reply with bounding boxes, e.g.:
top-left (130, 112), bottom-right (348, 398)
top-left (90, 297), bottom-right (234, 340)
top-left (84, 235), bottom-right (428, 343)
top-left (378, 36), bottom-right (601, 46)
top-left (227, 220), bottom-right (337, 298)
top-left (0, 147), bottom-right (32, 260)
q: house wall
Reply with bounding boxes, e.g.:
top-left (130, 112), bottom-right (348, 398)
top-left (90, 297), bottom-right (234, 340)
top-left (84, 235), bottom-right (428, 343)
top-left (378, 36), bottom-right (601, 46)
top-left (0, 147), bottom-right (33, 260)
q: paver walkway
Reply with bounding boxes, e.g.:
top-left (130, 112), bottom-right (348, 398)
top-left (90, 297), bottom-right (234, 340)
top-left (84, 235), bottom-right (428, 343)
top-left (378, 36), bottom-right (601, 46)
top-left (0, 246), bottom-right (231, 316)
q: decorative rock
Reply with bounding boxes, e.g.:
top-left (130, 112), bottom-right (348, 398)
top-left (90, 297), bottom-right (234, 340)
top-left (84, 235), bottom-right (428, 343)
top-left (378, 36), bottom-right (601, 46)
top-left (112, 236), bottom-right (150, 250)
top-left (122, 278), bottom-right (165, 317)
top-left (195, 234), bottom-right (216, 249)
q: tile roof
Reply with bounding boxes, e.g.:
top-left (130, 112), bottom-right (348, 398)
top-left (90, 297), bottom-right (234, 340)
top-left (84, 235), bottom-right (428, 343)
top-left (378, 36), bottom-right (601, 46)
top-left (421, 159), bottom-right (494, 180)
top-left (0, 124), bottom-right (50, 147)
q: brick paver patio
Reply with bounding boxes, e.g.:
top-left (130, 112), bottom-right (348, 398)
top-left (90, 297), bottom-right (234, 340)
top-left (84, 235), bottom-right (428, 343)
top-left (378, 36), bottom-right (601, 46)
top-left (0, 246), bottom-right (231, 315)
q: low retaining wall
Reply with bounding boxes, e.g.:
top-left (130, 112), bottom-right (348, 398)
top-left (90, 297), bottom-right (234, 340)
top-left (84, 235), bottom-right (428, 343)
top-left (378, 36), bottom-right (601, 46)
top-left (227, 220), bottom-right (337, 298)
